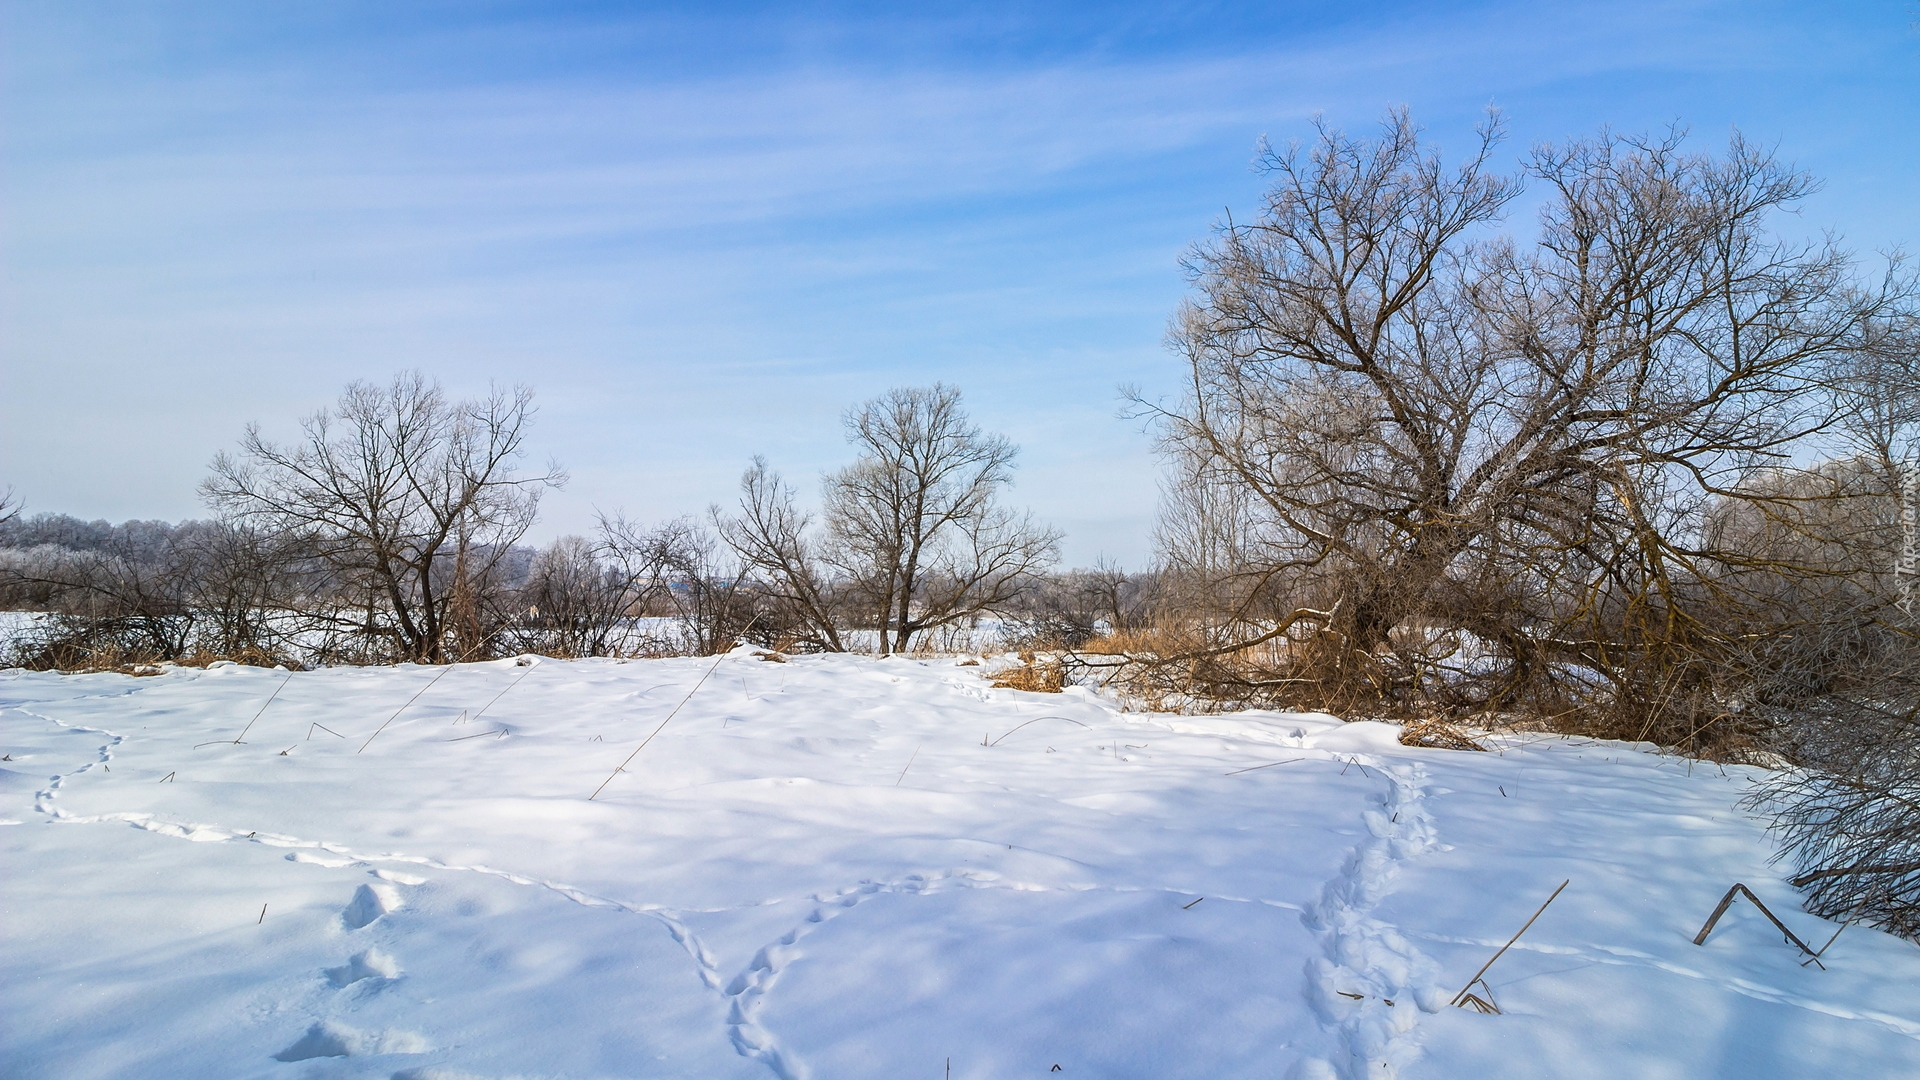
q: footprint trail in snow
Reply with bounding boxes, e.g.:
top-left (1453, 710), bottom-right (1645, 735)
top-left (1297, 761), bottom-right (1445, 1080)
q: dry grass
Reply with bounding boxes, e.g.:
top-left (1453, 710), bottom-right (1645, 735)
top-left (10, 638), bottom-right (297, 676)
top-left (1076, 626), bottom-right (1201, 657)
top-left (1397, 718), bottom-right (1489, 752)
top-left (990, 651), bottom-right (1066, 693)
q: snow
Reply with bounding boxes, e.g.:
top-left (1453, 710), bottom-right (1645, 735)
top-left (2, 650), bottom-right (1916, 1079)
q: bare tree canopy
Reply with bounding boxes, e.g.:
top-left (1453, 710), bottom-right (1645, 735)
top-left (721, 385), bottom-right (1060, 654)
top-left (1142, 109), bottom-right (1914, 725)
top-left (718, 458), bottom-right (848, 652)
top-left (822, 385), bottom-right (1060, 654)
top-left (201, 372), bottom-right (565, 663)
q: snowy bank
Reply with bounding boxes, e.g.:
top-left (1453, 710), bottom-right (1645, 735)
top-left (2, 652), bottom-right (1915, 1079)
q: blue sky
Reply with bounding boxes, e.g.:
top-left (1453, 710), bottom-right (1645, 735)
top-left (4, 1), bottom-right (1917, 566)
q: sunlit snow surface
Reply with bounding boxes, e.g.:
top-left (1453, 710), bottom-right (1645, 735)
top-left (3, 651), bottom-right (1916, 1079)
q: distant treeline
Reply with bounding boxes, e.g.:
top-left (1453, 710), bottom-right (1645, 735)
top-left (0, 504), bottom-right (1153, 669)
top-left (0, 376), bottom-right (1147, 669)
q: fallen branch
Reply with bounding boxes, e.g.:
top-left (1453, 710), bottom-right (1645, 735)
top-left (1692, 883), bottom-right (1825, 967)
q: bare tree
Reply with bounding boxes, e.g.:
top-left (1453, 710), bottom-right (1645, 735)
top-left (594, 513), bottom-right (763, 655)
top-left (718, 458), bottom-right (848, 651)
top-left (1140, 110), bottom-right (1909, 726)
top-left (1001, 562), bottom-right (1156, 648)
top-left (202, 373), bottom-right (564, 663)
top-left (511, 535), bottom-right (639, 658)
top-left (644, 516), bottom-right (760, 655)
top-left (821, 385), bottom-right (1060, 654)
top-left (0, 521), bottom-right (203, 665)
top-left (177, 519), bottom-right (307, 661)
top-left (1826, 313), bottom-right (1920, 616)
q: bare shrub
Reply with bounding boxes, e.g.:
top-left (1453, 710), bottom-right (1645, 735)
top-left (1746, 660), bottom-right (1920, 941)
top-left (507, 535), bottom-right (643, 658)
top-left (719, 459), bottom-right (849, 652)
top-left (1000, 563), bottom-right (1157, 649)
top-left (0, 516), bottom-right (304, 668)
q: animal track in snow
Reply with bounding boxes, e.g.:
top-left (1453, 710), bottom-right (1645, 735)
top-left (14, 709), bottom-right (124, 819)
top-left (1295, 761), bottom-right (1445, 1080)
top-left (343, 882), bottom-right (405, 929)
top-left (326, 947), bottom-right (401, 987)
top-left (289, 849), bottom-right (361, 868)
top-left (712, 867), bottom-right (1080, 1080)
top-left (15, 720), bottom-right (1339, 1080)
top-left (272, 1019), bottom-right (429, 1061)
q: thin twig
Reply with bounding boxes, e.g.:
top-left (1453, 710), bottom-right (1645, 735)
top-left (358, 639), bottom-right (495, 753)
top-left (1451, 879), bottom-right (1570, 1007)
top-left (230, 671), bottom-right (295, 744)
top-left (1802, 887), bottom-right (1876, 965)
top-left (895, 743), bottom-right (921, 787)
top-left (358, 663), bottom-right (461, 753)
top-left (988, 715), bottom-right (1089, 746)
top-left (447, 728), bottom-right (509, 742)
top-left (469, 659), bottom-right (541, 725)
top-left (590, 650), bottom-right (731, 800)
top-left (1225, 757), bottom-right (1303, 776)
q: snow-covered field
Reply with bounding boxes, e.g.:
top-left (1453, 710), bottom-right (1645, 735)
top-left (3, 652), bottom-right (1916, 1080)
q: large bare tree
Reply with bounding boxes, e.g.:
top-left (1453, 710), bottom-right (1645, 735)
top-left (202, 372), bottom-right (564, 663)
top-left (1145, 110), bottom-right (1910, 722)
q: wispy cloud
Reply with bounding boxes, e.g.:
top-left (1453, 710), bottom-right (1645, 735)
top-left (4, 0), bottom-right (1915, 563)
